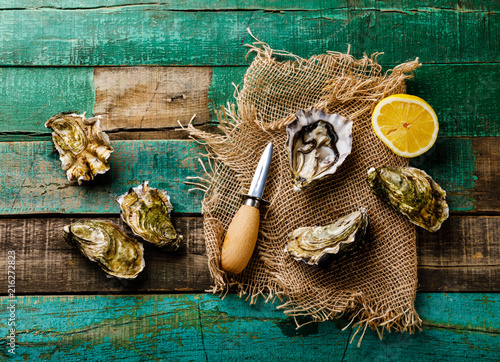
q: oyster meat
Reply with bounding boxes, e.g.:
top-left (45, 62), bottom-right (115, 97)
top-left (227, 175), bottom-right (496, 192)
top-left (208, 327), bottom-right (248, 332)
top-left (117, 181), bottom-right (182, 250)
top-left (285, 208), bottom-right (368, 266)
top-left (63, 220), bottom-right (145, 279)
top-left (367, 166), bottom-right (449, 232)
top-left (286, 108), bottom-right (353, 191)
top-left (45, 113), bottom-right (113, 184)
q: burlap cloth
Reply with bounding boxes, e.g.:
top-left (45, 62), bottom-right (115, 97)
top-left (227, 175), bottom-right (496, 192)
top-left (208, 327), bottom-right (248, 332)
top-left (187, 37), bottom-right (422, 344)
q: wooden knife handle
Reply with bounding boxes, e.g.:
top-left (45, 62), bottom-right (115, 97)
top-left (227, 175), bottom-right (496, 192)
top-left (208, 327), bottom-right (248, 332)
top-left (221, 204), bottom-right (260, 274)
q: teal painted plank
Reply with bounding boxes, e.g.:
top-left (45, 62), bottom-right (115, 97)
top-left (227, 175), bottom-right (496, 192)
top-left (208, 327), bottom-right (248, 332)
top-left (0, 67), bottom-right (95, 141)
top-left (407, 65), bottom-right (500, 137)
top-left (0, 293), bottom-right (497, 360)
top-left (0, 140), bottom-right (205, 214)
top-left (2, 0), bottom-right (499, 11)
top-left (0, 64), bottom-right (498, 142)
top-left (0, 7), bottom-right (498, 66)
top-left (411, 138), bottom-right (476, 211)
top-left (209, 66), bottom-right (247, 120)
top-left (210, 65), bottom-right (500, 137)
top-left (0, 139), bottom-right (483, 214)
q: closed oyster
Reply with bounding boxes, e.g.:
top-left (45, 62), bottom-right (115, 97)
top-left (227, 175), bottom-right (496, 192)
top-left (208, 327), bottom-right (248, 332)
top-left (45, 113), bottom-right (113, 184)
top-left (286, 108), bottom-right (353, 192)
top-left (117, 181), bottom-right (182, 250)
top-left (63, 220), bottom-right (145, 279)
top-left (285, 208), bottom-right (368, 266)
top-left (367, 166), bottom-right (449, 232)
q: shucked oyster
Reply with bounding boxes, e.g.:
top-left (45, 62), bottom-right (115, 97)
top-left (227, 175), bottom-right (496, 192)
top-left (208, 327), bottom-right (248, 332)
top-left (63, 220), bottom-right (145, 279)
top-left (367, 166), bottom-right (449, 232)
top-left (45, 113), bottom-right (113, 184)
top-left (285, 208), bottom-right (368, 266)
top-left (286, 108), bottom-right (353, 192)
top-left (117, 181), bottom-right (182, 250)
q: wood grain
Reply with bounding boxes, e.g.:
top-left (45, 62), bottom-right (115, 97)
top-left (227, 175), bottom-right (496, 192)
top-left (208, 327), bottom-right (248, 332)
top-left (0, 140), bottom-right (205, 215)
top-left (94, 67), bottom-right (212, 140)
top-left (5, 0), bottom-right (499, 11)
top-left (417, 215), bottom-right (500, 292)
top-left (0, 138), bottom-right (495, 214)
top-left (473, 137), bottom-right (500, 212)
top-left (1, 64), bottom-right (499, 142)
top-left (0, 216), bottom-right (210, 294)
top-left (0, 293), bottom-right (497, 360)
top-left (0, 67), bottom-right (94, 141)
top-left (0, 215), bottom-right (497, 294)
top-left (0, 7), bottom-right (498, 66)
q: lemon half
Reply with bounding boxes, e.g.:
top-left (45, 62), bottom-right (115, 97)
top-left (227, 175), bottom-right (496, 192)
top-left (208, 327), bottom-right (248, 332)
top-left (371, 94), bottom-right (438, 158)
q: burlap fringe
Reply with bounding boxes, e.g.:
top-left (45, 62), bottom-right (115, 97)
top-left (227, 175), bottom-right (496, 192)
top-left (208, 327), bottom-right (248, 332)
top-left (186, 32), bottom-right (422, 346)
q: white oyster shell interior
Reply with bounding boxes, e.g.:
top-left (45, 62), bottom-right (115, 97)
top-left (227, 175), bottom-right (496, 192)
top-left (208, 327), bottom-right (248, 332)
top-left (286, 108), bottom-right (353, 191)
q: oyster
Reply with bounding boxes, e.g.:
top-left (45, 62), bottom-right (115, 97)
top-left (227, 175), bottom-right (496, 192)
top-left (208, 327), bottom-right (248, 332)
top-left (285, 208), bottom-right (368, 266)
top-left (45, 113), bottom-right (113, 184)
top-left (286, 108), bottom-right (353, 192)
top-left (367, 166), bottom-right (449, 232)
top-left (117, 181), bottom-right (182, 250)
top-left (63, 220), bottom-right (145, 279)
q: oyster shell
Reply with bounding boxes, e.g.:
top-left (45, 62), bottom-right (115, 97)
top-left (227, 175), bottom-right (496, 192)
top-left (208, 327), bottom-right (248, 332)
top-left (63, 220), bottom-right (145, 279)
top-left (367, 166), bottom-right (449, 232)
top-left (286, 108), bottom-right (353, 192)
top-left (45, 113), bottom-right (113, 184)
top-left (117, 181), bottom-right (182, 250)
top-left (285, 208), bottom-right (368, 266)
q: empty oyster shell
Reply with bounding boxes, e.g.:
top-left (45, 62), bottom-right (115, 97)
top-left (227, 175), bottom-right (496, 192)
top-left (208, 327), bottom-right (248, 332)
top-left (117, 181), bottom-right (182, 250)
top-left (285, 208), bottom-right (368, 266)
top-left (45, 113), bottom-right (113, 184)
top-left (63, 220), bottom-right (145, 279)
top-left (367, 166), bottom-right (449, 232)
top-left (286, 108), bottom-right (353, 192)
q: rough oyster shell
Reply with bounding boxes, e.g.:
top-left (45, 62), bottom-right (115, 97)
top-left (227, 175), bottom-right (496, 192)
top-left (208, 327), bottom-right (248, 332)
top-left (63, 220), bottom-right (145, 279)
top-left (285, 208), bottom-right (368, 266)
top-left (367, 166), bottom-right (449, 232)
top-left (45, 113), bottom-right (113, 184)
top-left (117, 181), bottom-right (182, 250)
top-left (286, 108), bottom-right (353, 192)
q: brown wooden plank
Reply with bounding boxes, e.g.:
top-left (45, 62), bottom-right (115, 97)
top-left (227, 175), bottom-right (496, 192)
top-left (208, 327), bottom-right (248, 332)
top-left (0, 215), bottom-right (498, 294)
top-left (417, 215), bottom-right (500, 292)
top-left (0, 216), bottom-right (211, 294)
top-left (473, 137), bottom-right (500, 212)
top-left (94, 67), bottom-right (212, 140)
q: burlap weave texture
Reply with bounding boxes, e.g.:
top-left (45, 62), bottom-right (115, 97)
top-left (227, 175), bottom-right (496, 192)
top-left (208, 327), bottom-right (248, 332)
top-left (188, 39), bottom-right (422, 342)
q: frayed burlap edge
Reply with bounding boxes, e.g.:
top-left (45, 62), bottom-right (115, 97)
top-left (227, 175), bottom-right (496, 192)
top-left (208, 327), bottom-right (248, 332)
top-left (186, 33), bottom-right (422, 345)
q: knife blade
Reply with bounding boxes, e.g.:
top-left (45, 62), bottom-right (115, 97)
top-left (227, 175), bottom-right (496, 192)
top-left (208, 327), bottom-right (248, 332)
top-left (221, 142), bottom-right (273, 274)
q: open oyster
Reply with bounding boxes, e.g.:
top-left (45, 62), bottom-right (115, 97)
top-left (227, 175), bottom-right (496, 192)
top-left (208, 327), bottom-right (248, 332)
top-left (63, 220), bottom-right (145, 279)
top-left (45, 113), bottom-right (113, 184)
top-left (286, 108), bottom-right (353, 192)
top-left (367, 166), bottom-right (449, 232)
top-left (285, 208), bottom-right (368, 266)
top-left (117, 181), bottom-right (182, 250)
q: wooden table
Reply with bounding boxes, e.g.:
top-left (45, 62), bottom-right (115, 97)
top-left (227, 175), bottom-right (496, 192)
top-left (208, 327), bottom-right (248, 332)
top-left (0, 1), bottom-right (498, 360)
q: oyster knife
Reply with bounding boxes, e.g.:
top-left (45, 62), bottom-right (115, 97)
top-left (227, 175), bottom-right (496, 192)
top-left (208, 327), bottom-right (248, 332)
top-left (221, 142), bottom-right (273, 274)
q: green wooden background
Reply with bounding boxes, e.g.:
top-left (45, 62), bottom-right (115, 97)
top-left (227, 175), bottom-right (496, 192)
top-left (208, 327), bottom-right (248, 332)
top-left (0, 0), bottom-right (498, 360)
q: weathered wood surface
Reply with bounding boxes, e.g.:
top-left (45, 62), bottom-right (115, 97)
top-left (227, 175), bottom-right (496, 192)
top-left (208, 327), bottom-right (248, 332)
top-left (210, 65), bottom-right (500, 138)
top-left (0, 140), bottom-right (205, 214)
top-left (416, 215), bottom-right (500, 292)
top-left (0, 215), bottom-right (497, 294)
top-left (1, 64), bottom-right (499, 142)
top-left (0, 0), bottom-right (498, 358)
top-left (94, 67), bottom-right (212, 140)
top-left (0, 293), bottom-right (498, 360)
top-left (4, 0), bottom-right (499, 11)
top-left (0, 5), bottom-right (498, 66)
top-left (0, 138), bottom-right (497, 214)
top-left (0, 217), bottom-right (210, 294)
